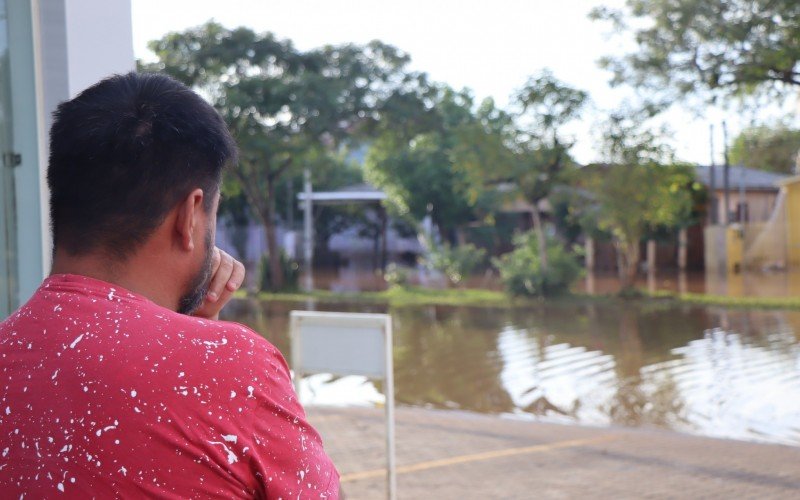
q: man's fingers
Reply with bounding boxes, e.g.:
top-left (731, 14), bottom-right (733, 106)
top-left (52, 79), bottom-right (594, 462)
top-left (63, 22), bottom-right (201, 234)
top-left (226, 260), bottom-right (246, 292)
top-left (210, 247), bottom-right (222, 275)
top-left (206, 250), bottom-right (233, 302)
top-left (191, 252), bottom-right (244, 320)
top-left (203, 256), bottom-right (244, 318)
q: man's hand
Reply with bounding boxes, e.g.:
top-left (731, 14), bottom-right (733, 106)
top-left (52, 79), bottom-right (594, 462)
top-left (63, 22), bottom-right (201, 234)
top-left (192, 247), bottom-right (245, 320)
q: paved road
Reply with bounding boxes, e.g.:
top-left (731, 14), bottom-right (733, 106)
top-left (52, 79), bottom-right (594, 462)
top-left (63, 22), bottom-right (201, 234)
top-left (306, 406), bottom-right (800, 499)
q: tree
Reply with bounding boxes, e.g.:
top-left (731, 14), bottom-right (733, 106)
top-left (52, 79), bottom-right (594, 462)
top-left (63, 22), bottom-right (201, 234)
top-left (501, 71), bottom-right (588, 272)
top-left (591, 0), bottom-right (800, 103)
top-left (730, 125), bottom-right (800, 174)
top-left (365, 86), bottom-right (503, 244)
top-left (442, 71), bottom-right (588, 273)
top-left (586, 112), bottom-right (697, 290)
top-left (145, 21), bottom-right (412, 288)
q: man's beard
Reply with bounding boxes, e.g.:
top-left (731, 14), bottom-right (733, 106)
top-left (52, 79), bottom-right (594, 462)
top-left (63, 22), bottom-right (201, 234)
top-left (177, 227), bottom-right (214, 315)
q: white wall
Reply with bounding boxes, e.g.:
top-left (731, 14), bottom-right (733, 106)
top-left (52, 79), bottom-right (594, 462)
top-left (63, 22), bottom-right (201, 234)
top-left (6, 0), bottom-right (49, 307)
top-left (8, 0), bottom-right (135, 310)
top-left (64, 0), bottom-right (135, 96)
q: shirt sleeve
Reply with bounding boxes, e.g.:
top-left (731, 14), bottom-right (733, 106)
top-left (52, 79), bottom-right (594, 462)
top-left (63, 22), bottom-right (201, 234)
top-left (227, 325), bottom-right (340, 499)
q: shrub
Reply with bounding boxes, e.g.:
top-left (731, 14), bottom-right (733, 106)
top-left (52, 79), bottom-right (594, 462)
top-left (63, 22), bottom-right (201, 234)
top-left (384, 263), bottom-right (410, 288)
top-left (493, 232), bottom-right (582, 297)
top-left (259, 252), bottom-right (300, 291)
top-left (424, 242), bottom-right (487, 287)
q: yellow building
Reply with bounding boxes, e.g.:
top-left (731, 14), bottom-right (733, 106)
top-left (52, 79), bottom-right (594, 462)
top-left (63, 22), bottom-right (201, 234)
top-left (779, 176), bottom-right (800, 267)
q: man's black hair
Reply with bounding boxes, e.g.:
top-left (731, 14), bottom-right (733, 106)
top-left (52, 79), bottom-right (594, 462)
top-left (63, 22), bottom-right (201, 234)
top-left (48, 72), bottom-right (237, 260)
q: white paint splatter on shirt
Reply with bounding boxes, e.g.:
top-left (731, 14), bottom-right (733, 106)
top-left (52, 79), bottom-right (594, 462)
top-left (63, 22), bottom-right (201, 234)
top-left (207, 441), bottom-right (238, 464)
top-left (69, 334), bottom-right (84, 349)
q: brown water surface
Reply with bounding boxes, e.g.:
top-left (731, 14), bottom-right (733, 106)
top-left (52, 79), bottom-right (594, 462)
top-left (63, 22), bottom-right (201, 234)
top-left (223, 299), bottom-right (800, 446)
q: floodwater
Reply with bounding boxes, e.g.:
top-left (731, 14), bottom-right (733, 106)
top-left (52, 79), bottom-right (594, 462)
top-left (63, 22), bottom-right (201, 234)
top-left (223, 298), bottom-right (800, 447)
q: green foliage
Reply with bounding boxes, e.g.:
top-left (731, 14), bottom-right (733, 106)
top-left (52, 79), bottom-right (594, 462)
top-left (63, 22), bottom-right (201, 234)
top-left (146, 21), bottom-right (413, 288)
top-left (493, 232), bottom-right (583, 297)
top-left (591, 0), bottom-right (800, 104)
top-left (730, 125), bottom-right (800, 174)
top-left (259, 252), bottom-right (300, 292)
top-left (599, 109), bottom-right (674, 166)
top-left (514, 69), bottom-right (589, 137)
top-left (579, 112), bottom-right (701, 289)
top-left (366, 129), bottom-right (476, 236)
top-left (491, 71), bottom-right (588, 274)
top-left (383, 263), bottom-right (410, 288)
top-left (424, 241), bottom-right (487, 287)
top-left (593, 163), bottom-right (698, 239)
top-left (594, 112), bottom-right (698, 234)
top-left (588, 160), bottom-right (698, 290)
top-left (365, 86), bottom-right (508, 243)
top-left (481, 70), bottom-right (589, 212)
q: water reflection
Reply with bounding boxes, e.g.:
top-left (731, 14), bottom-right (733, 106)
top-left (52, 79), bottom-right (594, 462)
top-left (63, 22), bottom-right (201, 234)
top-left (393, 306), bottom-right (513, 413)
top-left (222, 299), bottom-right (800, 446)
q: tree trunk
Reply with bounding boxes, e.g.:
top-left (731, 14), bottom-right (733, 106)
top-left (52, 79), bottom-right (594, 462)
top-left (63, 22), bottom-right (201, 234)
top-left (455, 227), bottom-right (467, 246)
top-left (230, 160), bottom-right (288, 292)
top-left (616, 239), bottom-right (640, 291)
top-left (646, 239), bottom-right (657, 272)
top-left (585, 237), bottom-right (595, 272)
top-left (678, 228), bottom-right (688, 270)
top-left (530, 208), bottom-right (549, 272)
top-left (646, 239), bottom-right (657, 294)
top-left (263, 181), bottom-right (285, 290)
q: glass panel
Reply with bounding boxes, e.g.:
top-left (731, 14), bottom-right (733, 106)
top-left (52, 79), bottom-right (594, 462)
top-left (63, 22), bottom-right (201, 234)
top-left (0, 0), bottom-right (19, 318)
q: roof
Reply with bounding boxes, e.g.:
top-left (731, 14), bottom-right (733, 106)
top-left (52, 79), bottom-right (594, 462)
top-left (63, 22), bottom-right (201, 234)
top-left (694, 165), bottom-right (788, 191)
top-left (777, 174), bottom-right (800, 187)
top-left (297, 183), bottom-right (387, 205)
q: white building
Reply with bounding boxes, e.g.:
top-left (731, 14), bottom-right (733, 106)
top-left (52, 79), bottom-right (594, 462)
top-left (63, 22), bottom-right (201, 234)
top-left (1, 0), bottom-right (134, 318)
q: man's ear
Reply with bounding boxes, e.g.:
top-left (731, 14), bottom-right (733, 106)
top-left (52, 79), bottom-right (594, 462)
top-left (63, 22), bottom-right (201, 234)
top-left (175, 188), bottom-right (205, 252)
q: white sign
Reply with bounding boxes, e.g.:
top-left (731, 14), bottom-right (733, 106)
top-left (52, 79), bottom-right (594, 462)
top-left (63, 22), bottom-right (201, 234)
top-left (289, 310), bottom-right (397, 500)
top-left (290, 311), bottom-right (388, 378)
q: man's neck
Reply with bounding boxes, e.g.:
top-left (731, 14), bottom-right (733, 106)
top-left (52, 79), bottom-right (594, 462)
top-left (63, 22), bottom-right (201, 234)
top-left (51, 249), bottom-right (181, 311)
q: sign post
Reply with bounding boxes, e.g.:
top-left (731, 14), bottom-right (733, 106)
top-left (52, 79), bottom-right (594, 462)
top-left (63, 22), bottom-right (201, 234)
top-left (289, 311), bottom-right (396, 500)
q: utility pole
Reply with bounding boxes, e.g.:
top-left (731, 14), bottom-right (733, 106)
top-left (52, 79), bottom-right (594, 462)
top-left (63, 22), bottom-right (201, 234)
top-left (722, 121), bottom-right (731, 226)
top-left (286, 178), bottom-right (294, 229)
top-left (302, 168), bottom-right (314, 290)
top-left (709, 124), bottom-right (717, 225)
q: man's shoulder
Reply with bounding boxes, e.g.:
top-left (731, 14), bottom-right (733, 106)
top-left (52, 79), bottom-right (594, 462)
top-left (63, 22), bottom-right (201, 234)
top-left (138, 311), bottom-right (289, 378)
top-left (170, 314), bottom-right (280, 356)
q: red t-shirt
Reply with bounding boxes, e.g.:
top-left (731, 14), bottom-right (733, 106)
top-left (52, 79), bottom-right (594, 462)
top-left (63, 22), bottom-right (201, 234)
top-left (0, 274), bottom-right (339, 498)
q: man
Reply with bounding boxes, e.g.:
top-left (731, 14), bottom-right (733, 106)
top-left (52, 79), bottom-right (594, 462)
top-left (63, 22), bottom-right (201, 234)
top-left (0, 73), bottom-right (339, 498)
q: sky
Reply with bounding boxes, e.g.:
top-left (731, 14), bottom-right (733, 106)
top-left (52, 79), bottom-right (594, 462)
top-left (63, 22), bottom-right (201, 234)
top-left (131, 0), bottom-right (798, 166)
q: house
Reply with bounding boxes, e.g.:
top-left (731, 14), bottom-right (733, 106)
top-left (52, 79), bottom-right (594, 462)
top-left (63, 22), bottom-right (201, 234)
top-left (506, 164), bottom-right (789, 272)
top-left (695, 165), bottom-right (788, 225)
top-left (214, 182), bottom-right (423, 290)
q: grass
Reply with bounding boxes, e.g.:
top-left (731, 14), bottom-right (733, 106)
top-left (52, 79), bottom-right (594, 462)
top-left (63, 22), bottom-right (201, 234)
top-left (649, 290), bottom-right (800, 310)
top-left (241, 285), bottom-right (800, 311)
top-left (249, 286), bottom-right (517, 308)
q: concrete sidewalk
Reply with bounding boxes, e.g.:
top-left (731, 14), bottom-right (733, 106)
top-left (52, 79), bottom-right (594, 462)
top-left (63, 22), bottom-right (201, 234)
top-left (306, 406), bottom-right (800, 499)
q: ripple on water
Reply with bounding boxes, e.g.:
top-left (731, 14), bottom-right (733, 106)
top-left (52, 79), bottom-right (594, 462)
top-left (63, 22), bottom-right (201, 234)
top-left (225, 299), bottom-right (800, 446)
